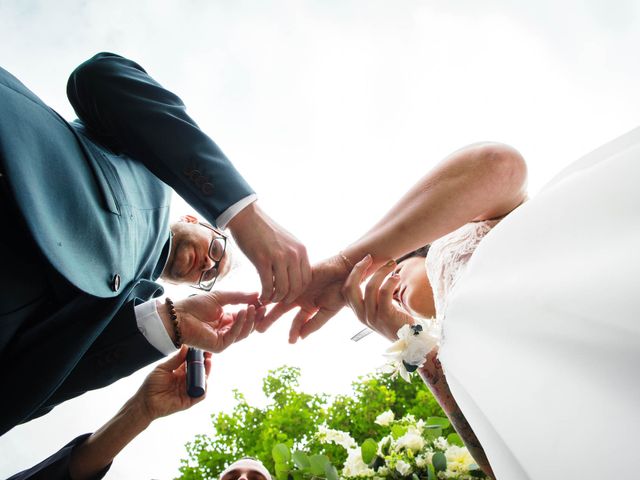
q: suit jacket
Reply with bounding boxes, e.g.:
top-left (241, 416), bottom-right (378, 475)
top-left (0, 53), bottom-right (254, 435)
top-left (7, 434), bottom-right (110, 480)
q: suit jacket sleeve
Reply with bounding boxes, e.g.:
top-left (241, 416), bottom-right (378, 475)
top-left (66, 52), bottom-right (255, 226)
top-left (7, 434), bottom-right (110, 480)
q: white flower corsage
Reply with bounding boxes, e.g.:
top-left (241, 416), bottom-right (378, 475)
top-left (383, 319), bottom-right (439, 382)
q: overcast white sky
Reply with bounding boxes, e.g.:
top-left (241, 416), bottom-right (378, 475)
top-left (1, 1), bottom-right (639, 478)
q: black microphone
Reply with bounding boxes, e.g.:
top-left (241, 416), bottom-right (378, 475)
top-left (186, 347), bottom-right (206, 398)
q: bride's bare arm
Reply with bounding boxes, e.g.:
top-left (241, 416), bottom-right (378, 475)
top-left (260, 142), bottom-right (527, 341)
top-left (341, 142), bottom-right (527, 272)
top-left (419, 350), bottom-right (495, 479)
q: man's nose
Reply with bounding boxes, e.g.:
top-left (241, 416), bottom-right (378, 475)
top-left (202, 253), bottom-right (215, 272)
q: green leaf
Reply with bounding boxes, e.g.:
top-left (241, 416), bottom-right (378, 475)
top-left (272, 444), bottom-right (291, 465)
top-left (432, 452), bottom-right (447, 472)
top-left (292, 451), bottom-right (310, 470)
top-left (275, 465), bottom-right (289, 480)
top-left (426, 417), bottom-right (450, 429)
top-left (427, 464), bottom-right (436, 480)
top-left (447, 432), bottom-right (464, 447)
top-left (423, 425), bottom-right (442, 440)
top-left (391, 424), bottom-right (408, 439)
top-left (309, 454), bottom-right (331, 476)
top-left (325, 463), bottom-right (339, 480)
top-left (361, 438), bottom-right (378, 465)
top-left (412, 474), bottom-right (420, 480)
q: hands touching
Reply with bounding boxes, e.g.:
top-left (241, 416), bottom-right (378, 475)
top-left (227, 202), bottom-right (311, 304)
top-left (259, 253), bottom-right (415, 345)
top-left (163, 291), bottom-right (265, 352)
top-left (342, 255), bottom-right (414, 342)
top-left (258, 255), bottom-right (350, 343)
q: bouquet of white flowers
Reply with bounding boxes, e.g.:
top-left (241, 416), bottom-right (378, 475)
top-left (271, 411), bottom-right (487, 480)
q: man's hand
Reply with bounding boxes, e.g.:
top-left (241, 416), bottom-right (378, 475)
top-left (227, 202), bottom-right (311, 304)
top-left (134, 346), bottom-right (213, 422)
top-left (162, 291), bottom-right (265, 352)
top-left (257, 255), bottom-right (350, 343)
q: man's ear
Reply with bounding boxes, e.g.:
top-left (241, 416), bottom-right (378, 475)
top-left (180, 214), bottom-right (199, 224)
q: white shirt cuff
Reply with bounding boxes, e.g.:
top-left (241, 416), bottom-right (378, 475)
top-left (135, 299), bottom-right (178, 356)
top-left (216, 194), bottom-right (258, 229)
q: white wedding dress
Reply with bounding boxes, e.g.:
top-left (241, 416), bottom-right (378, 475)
top-left (433, 127), bottom-right (640, 479)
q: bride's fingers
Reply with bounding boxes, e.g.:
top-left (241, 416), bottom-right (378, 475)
top-left (342, 255), bottom-right (372, 322)
top-left (299, 307), bottom-right (339, 340)
top-left (288, 307), bottom-right (315, 344)
top-left (256, 301), bottom-right (295, 333)
top-left (364, 260), bottom-right (396, 323)
top-left (378, 273), bottom-right (401, 319)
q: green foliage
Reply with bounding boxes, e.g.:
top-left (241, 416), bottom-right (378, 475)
top-left (432, 451), bottom-right (447, 473)
top-left (271, 443), bottom-right (338, 480)
top-left (447, 432), bottom-right (464, 447)
top-left (178, 365), bottom-right (449, 479)
top-left (360, 438), bottom-right (378, 465)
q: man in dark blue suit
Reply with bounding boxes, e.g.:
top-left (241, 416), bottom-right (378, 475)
top-left (0, 52), bottom-right (310, 436)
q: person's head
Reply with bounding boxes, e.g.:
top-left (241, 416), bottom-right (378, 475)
top-left (219, 458), bottom-right (272, 480)
top-left (393, 245), bottom-right (435, 318)
top-left (161, 214), bottom-right (232, 289)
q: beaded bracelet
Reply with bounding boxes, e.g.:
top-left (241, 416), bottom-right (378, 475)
top-left (165, 297), bottom-right (182, 348)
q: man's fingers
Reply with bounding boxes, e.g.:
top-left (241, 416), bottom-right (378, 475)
top-left (220, 308), bottom-right (247, 350)
top-left (299, 308), bottom-right (339, 340)
top-left (272, 262), bottom-right (289, 303)
top-left (256, 301), bottom-right (295, 333)
top-left (237, 305), bottom-right (256, 341)
top-left (204, 352), bottom-right (213, 377)
top-left (213, 291), bottom-right (260, 306)
top-left (283, 262), bottom-right (303, 304)
top-left (257, 263), bottom-right (274, 304)
top-left (364, 261), bottom-right (396, 323)
top-left (300, 251), bottom-right (312, 292)
top-left (159, 345), bottom-right (189, 371)
top-left (255, 305), bottom-right (266, 328)
top-left (288, 308), bottom-right (315, 344)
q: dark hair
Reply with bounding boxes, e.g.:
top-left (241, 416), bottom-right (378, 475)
top-left (396, 244), bottom-right (430, 264)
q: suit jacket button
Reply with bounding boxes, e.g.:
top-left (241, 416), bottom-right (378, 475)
top-left (111, 274), bottom-right (121, 292)
top-left (202, 182), bottom-right (214, 195)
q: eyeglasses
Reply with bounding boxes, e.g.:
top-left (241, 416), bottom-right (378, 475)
top-left (193, 222), bottom-right (228, 291)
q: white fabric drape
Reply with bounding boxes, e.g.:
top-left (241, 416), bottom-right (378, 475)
top-left (439, 127), bottom-right (640, 479)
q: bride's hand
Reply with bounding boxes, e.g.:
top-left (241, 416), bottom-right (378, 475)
top-left (342, 255), bottom-right (415, 342)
